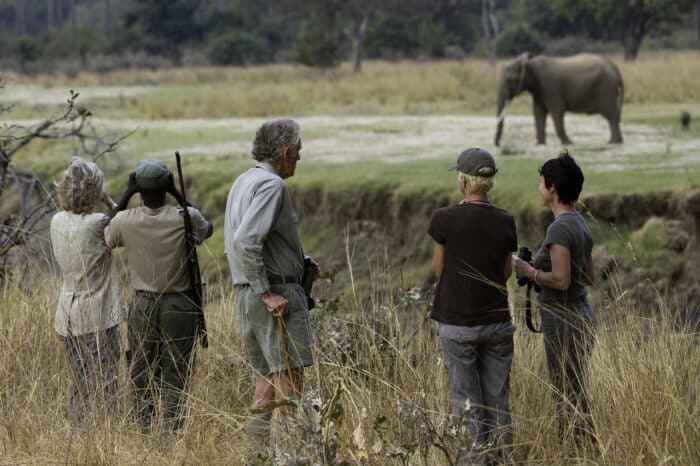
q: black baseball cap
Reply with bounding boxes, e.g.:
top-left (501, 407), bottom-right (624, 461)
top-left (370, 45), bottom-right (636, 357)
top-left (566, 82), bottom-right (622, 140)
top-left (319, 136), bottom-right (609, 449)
top-left (449, 148), bottom-right (498, 177)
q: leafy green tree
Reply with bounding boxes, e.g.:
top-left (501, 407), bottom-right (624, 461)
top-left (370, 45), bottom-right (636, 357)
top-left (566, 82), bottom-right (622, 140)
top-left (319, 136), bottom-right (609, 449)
top-left (363, 0), bottom-right (482, 59)
top-left (497, 22), bottom-right (544, 56)
top-left (288, 0), bottom-right (376, 68)
top-left (294, 17), bottom-right (344, 68)
top-left (203, 1), bottom-right (292, 65)
top-left (696, 0), bottom-right (700, 42)
top-left (542, 0), bottom-right (695, 60)
top-left (207, 29), bottom-right (269, 65)
top-left (118, 0), bottom-right (203, 59)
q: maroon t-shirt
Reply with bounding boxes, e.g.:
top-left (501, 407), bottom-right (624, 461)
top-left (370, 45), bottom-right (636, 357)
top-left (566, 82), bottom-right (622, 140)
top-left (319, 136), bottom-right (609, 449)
top-left (427, 202), bottom-right (517, 326)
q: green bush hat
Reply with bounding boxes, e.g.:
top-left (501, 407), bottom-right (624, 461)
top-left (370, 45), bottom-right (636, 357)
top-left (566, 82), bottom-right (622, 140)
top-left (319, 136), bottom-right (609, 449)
top-left (449, 148), bottom-right (498, 177)
top-left (134, 158), bottom-right (170, 190)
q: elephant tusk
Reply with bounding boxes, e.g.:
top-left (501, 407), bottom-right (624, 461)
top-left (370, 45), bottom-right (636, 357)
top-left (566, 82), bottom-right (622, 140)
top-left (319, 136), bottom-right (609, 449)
top-left (497, 102), bottom-right (510, 124)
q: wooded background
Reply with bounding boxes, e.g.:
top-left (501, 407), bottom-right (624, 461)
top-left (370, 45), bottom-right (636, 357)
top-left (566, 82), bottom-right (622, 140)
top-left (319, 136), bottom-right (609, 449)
top-left (1, 0), bottom-right (699, 72)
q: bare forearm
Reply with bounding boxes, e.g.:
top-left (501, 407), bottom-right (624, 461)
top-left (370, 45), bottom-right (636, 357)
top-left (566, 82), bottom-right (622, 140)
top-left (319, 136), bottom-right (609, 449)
top-left (526, 267), bottom-right (570, 291)
top-left (101, 190), bottom-right (117, 209)
top-left (433, 259), bottom-right (443, 280)
top-left (109, 191), bottom-right (135, 219)
top-left (504, 255), bottom-right (512, 281)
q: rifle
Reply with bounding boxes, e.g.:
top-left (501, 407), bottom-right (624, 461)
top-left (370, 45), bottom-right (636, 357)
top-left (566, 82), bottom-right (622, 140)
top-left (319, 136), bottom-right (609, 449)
top-left (175, 151), bottom-right (208, 348)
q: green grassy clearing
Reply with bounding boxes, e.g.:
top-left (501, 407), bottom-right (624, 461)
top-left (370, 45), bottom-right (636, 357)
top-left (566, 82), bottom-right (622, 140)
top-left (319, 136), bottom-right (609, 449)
top-left (1, 55), bottom-right (699, 465)
top-left (4, 54), bottom-right (700, 295)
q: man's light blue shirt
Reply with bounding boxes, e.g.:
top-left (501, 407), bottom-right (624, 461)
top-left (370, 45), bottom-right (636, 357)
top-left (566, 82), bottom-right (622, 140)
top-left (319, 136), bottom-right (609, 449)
top-left (224, 162), bottom-right (305, 294)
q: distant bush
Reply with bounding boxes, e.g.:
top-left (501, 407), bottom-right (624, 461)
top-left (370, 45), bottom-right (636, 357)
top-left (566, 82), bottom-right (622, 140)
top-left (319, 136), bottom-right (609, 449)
top-left (14, 39), bottom-right (40, 65)
top-left (543, 35), bottom-right (620, 56)
top-left (85, 53), bottom-right (175, 72)
top-left (206, 30), bottom-right (269, 66)
top-left (416, 21), bottom-right (449, 58)
top-left (497, 23), bottom-right (545, 57)
top-left (294, 19), bottom-right (344, 68)
top-left (363, 13), bottom-right (420, 60)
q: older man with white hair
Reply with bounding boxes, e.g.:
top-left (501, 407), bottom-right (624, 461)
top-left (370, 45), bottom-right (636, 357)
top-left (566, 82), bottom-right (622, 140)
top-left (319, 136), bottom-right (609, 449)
top-left (224, 118), bottom-right (318, 441)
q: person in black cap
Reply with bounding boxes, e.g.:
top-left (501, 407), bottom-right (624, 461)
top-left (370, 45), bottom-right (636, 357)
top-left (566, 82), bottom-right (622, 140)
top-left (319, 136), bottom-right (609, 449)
top-left (105, 159), bottom-right (213, 430)
top-left (427, 148), bottom-right (517, 464)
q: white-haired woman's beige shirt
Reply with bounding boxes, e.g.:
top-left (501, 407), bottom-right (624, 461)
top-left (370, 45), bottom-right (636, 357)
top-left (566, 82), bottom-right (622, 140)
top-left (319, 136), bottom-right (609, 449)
top-left (50, 211), bottom-right (125, 336)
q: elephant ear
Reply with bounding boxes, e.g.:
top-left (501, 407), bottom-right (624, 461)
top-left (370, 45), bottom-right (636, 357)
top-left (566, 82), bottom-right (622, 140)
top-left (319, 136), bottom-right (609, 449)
top-left (516, 52), bottom-right (530, 67)
top-left (506, 52), bottom-right (530, 78)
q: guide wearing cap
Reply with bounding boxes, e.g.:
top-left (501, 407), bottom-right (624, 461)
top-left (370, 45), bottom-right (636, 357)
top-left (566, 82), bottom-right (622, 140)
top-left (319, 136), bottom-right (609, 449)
top-left (104, 158), bottom-right (213, 430)
top-left (134, 158), bottom-right (170, 190)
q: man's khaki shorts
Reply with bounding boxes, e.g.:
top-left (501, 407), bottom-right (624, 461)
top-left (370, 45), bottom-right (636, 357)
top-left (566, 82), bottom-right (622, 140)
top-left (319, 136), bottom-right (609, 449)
top-left (236, 283), bottom-right (314, 375)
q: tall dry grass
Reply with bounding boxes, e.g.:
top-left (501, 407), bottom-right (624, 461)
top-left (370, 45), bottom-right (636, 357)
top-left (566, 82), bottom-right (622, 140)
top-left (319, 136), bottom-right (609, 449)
top-left (5, 51), bottom-right (700, 118)
top-left (0, 244), bottom-right (697, 465)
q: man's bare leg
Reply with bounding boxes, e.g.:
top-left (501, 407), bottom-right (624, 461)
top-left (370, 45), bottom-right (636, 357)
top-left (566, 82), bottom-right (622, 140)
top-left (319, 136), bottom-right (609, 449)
top-left (272, 367), bottom-right (304, 420)
top-left (252, 374), bottom-right (275, 409)
top-left (246, 374), bottom-right (275, 441)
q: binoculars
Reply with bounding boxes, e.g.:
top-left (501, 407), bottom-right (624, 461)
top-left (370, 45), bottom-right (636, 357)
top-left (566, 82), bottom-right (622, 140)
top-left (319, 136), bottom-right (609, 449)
top-left (516, 246), bottom-right (541, 292)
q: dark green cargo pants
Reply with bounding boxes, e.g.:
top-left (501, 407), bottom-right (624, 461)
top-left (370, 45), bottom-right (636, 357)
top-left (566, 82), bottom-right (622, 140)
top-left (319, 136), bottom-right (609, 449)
top-left (128, 289), bottom-right (200, 430)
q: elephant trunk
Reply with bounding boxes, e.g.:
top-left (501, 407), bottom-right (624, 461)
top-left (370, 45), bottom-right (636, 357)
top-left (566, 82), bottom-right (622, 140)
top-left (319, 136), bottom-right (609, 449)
top-left (495, 86), bottom-right (507, 147)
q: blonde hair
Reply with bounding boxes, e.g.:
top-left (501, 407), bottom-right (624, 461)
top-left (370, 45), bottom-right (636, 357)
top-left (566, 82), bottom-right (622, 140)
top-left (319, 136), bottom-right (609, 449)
top-left (55, 157), bottom-right (104, 214)
top-left (458, 171), bottom-right (495, 195)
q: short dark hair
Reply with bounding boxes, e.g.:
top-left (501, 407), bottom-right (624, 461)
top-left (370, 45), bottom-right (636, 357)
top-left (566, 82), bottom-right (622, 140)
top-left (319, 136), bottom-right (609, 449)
top-left (538, 151), bottom-right (584, 204)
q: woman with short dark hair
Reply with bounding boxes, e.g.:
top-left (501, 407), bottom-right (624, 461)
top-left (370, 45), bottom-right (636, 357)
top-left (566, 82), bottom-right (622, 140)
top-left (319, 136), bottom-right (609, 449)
top-left (50, 157), bottom-right (123, 423)
top-left (512, 151), bottom-right (597, 446)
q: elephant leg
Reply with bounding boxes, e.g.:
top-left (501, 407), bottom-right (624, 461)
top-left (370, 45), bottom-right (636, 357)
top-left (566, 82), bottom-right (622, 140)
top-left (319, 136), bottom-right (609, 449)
top-left (606, 112), bottom-right (623, 144)
top-left (534, 103), bottom-right (548, 145)
top-left (551, 110), bottom-right (572, 145)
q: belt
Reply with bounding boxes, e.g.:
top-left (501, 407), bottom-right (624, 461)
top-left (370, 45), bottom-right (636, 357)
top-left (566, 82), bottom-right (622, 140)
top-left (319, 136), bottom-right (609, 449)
top-left (268, 275), bottom-right (300, 285)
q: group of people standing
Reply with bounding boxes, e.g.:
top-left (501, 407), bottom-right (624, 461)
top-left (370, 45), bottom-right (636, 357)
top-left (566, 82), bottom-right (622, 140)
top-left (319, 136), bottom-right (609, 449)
top-left (49, 117), bottom-right (597, 463)
top-left (51, 156), bottom-right (213, 430)
top-left (50, 118), bottom-right (316, 436)
top-left (430, 147), bottom-right (597, 463)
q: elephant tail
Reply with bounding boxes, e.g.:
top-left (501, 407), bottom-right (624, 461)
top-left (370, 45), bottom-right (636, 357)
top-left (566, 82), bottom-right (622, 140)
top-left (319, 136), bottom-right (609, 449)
top-left (617, 81), bottom-right (624, 116)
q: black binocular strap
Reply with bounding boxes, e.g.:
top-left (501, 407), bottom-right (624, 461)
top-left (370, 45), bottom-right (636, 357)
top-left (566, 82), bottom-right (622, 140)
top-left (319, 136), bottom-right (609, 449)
top-left (525, 282), bottom-right (541, 333)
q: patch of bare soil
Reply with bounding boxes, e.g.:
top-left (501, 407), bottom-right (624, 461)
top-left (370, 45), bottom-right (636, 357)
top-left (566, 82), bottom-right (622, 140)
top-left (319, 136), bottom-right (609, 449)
top-left (103, 115), bottom-right (700, 172)
top-left (0, 85), bottom-right (149, 106)
top-left (8, 114), bottom-right (700, 172)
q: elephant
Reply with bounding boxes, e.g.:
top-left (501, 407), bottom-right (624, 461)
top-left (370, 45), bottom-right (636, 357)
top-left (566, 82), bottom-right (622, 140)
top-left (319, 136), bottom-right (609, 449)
top-left (494, 53), bottom-right (624, 146)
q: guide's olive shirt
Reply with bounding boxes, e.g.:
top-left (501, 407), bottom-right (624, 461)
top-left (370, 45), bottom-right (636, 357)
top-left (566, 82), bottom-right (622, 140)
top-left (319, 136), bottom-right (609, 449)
top-left (50, 211), bottom-right (124, 337)
top-left (224, 162), bottom-right (304, 294)
top-left (104, 205), bottom-right (209, 293)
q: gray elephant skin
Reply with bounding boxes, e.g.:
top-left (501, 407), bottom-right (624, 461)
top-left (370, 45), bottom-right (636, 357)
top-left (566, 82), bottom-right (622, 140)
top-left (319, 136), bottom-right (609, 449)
top-left (495, 53), bottom-right (624, 146)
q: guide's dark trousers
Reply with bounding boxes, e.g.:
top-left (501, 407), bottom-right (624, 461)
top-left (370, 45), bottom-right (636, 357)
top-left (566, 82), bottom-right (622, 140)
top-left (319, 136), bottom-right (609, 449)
top-left (128, 289), bottom-right (200, 430)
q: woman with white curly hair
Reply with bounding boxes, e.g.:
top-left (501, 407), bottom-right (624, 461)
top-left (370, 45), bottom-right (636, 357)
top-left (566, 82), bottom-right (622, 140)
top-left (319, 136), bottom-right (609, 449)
top-left (50, 157), bottom-right (124, 424)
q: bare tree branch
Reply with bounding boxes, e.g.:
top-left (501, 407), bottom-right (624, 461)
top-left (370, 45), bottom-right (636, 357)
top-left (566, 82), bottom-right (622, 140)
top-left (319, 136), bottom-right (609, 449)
top-left (0, 82), bottom-right (130, 269)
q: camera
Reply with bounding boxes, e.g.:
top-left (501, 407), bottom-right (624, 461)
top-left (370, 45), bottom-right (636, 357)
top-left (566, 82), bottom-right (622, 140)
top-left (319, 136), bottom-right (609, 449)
top-left (516, 246), bottom-right (540, 292)
top-left (301, 256), bottom-right (318, 310)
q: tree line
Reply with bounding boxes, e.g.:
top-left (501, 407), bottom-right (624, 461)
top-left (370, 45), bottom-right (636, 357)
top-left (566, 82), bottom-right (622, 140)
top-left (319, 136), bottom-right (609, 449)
top-left (0, 0), bottom-right (698, 71)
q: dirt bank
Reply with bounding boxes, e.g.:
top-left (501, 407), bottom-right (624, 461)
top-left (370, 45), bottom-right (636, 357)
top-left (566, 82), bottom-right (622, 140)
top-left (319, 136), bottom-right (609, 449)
top-left (286, 182), bottom-right (700, 324)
